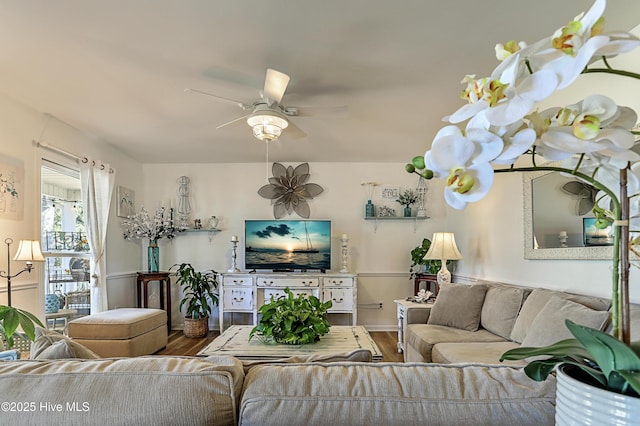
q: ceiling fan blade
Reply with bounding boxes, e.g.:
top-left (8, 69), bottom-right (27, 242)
top-left (184, 88), bottom-right (250, 109)
top-left (283, 119), bottom-right (307, 140)
top-left (216, 113), bottom-right (252, 129)
top-left (287, 105), bottom-right (348, 117)
top-left (263, 69), bottom-right (290, 104)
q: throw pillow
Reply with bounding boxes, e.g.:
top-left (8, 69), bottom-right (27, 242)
top-left (509, 288), bottom-right (556, 343)
top-left (29, 327), bottom-right (100, 360)
top-left (520, 296), bottom-right (610, 348)
top-left (480, 286), bottom-right (528, 340)
top-left (427, 283), bottom-right (488, 331)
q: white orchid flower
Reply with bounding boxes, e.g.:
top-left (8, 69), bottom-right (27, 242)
top-left (426, 126), bottom-right (502, 210)
top-left (539, 95), bottom-right (637, 162)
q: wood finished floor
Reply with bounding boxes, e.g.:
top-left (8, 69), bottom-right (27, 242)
top-left (157, 330), bottom-right (404, 362)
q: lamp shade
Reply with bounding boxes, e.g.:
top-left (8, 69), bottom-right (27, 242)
top-left (13, 240), bottom-right (45, 262)
top-left (423, 232), bottom-right (463, 261)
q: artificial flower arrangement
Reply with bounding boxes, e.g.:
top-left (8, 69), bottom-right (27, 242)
top-left (122, 206), bottom-right (176, 242)
top-left (406, 0), bottom-right (640, 396)
top-left (396, 189), bottom-right (419, 208)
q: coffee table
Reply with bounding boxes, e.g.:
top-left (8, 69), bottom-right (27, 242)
top-left (198, 325), bottom-right (383, 361)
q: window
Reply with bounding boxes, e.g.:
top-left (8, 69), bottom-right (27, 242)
top-left (41, 159), bottom-right (91, 319)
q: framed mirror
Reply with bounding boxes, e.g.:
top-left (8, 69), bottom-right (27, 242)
top-left (523, 168), bottom-right (613, 260)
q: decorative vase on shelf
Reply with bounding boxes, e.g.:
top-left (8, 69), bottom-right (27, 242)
top-left (404, 207), bottom-right (412, 217)
top-left (148, 240), bottom-right (160, 272)
top-left (365, 200), bottom-right (375, 217)
top-left (207, 216), bottom-right (219, 229)
top-left (45, 294), bottom-right (60, 314)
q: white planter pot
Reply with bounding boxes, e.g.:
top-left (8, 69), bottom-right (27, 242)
top-left (556, 365), bottom-right (640, 425)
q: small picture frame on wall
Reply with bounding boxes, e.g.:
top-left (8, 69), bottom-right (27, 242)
top-left (116, 185), bottom-right (135, 218)
top-left (380, 185), bottom-right (399, 201)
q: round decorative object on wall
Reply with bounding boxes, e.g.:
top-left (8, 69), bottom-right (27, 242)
top-left (258, 162), bottom-right (324, 219)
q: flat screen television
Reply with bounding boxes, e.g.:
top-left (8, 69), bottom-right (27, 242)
top-left (583, 217), bottom-right (614, 246)
top-left (244, 220), bottom-right (331, 272)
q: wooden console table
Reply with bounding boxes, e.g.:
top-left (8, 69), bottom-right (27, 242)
top-left (136, 271), bottom-right (171, 332)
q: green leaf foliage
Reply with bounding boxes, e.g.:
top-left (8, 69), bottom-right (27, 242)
top-left (0, 305), bottom-right (44, 349)
top-left (409, 238), bottom-right (447, 277)
top-left (171, 263), bottom-right (219, 319)
top-left (501, 320), bottom-right (640, 396)
top-left (249, 287), bottom-right (332, 345)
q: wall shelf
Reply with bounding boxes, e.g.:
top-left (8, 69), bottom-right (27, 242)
top-left (364, 216), bottom-right (428, 233)
top-left (178, 228), bottom-right (221, 243)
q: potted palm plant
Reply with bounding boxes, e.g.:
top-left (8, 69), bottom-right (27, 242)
top-left (171, 263), bottom-right (219, 338)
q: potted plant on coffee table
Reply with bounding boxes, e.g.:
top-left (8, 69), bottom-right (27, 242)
top-left (172, 263), bottom-right (219, 338)
top-left (249, 288), bottom-right (332, 345)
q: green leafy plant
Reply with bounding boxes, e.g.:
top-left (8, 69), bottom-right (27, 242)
top-left (409, 238), bottom-right (449, 278)
top-left (249, 288), bottom-right (332, 345)
top-left (396, 189), bottom-right (418, 208)
top-left (501, 320), bottom-right (640, 396)
top-left (172, 263), bottom-right (219, 319)
top-left (0, 305), bottom-right (44, 348)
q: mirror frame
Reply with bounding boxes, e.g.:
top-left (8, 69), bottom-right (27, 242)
top-left (523, 168), bottom-right (613, 260)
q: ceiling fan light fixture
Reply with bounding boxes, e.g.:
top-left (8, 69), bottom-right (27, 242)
top-left (247, 111), bottom-right (289, 142)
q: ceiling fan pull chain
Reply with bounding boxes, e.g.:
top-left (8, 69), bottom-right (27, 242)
top-left (265, 140), bottom-right (270, 182)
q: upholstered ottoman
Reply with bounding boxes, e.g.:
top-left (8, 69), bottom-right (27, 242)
top-left (68, 308), bottom-right (167, 357)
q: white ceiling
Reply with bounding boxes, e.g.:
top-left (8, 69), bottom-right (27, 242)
top-left (1, 1), bottom-right (639, 164)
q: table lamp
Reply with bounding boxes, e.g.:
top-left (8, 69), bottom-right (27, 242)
top-left (423, 232), bottom-right (463, 286)
top-left (0, 238), bottom-right (45, 306)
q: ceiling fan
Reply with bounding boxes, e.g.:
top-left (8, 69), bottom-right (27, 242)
top-left (185, 68), bottom-right (346, 142)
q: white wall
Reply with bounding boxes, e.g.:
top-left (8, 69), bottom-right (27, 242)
top-left (141, 162), bottom-right (447, 330)
top-left (447, 171), bottom-right (640, 303)
top-left (0, 93), bottom-right (144, 320)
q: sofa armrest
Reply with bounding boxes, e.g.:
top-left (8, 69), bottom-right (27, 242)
top-left (406, 307), bottom-right (431, 324)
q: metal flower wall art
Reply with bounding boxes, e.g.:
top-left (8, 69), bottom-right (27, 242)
top-left (258, 162), bottom-right (324, 219)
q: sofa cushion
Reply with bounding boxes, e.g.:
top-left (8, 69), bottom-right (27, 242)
top-left (405, 324), bottom-right (506, 362)
top-left (481, 285), bottom-right (528, 340)
top-left (0, 355), bottom-right (243, 426)
top-left (510, 288), bottom-right (610, 343)
top-left (239, 362), bottom-right (556, 426)
top-left (520, 296), bottom-right (609, 348)
top-left (432, 341), bottom-right (525, 365)
top-left (30, 328), bottom-right (100, 360)
top-left (427, 283), bottom-right (488, 331)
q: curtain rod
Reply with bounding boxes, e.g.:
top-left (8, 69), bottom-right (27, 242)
top-left (33, 141), bottom-right (114, 173)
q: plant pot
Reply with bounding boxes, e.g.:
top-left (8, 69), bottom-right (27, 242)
top-left (183, 316), bottom-right (209, 338)
top-left (556, 364), bottom-right (640, 425)
top-left (403, 207), bottom-right (412, 217)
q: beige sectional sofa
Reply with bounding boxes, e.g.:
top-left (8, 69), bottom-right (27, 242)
top-left (0, 355), bottom-right (556, 426)
top-left (404, 282), bottom-right (618, 364)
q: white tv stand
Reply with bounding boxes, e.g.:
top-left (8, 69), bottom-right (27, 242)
top-left (219, 272), bottom-right (357, 332)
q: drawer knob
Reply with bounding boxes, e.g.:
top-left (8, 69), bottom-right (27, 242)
top-left (233, 297), bottom-right (244, 302)
top-left (333, 298), bottom-right (344, 303)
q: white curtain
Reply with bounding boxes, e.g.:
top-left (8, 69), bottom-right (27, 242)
top-left (80, 158), bottom-right (116, 314)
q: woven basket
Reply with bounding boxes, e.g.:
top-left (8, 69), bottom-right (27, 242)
top-left (183, 316), bottom-right (209, 338)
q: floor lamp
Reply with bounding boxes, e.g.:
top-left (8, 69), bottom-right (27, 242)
top-left (0, 239), bottom-right (45, 306)
top-left (423, 232), bottom-right (463, 287)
